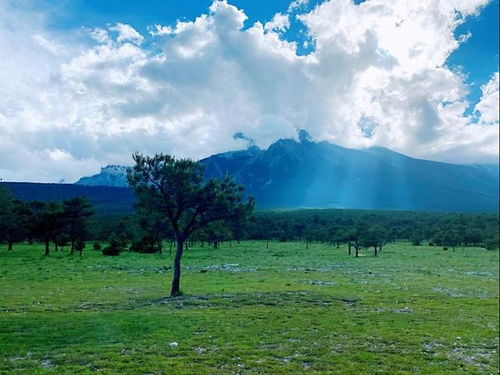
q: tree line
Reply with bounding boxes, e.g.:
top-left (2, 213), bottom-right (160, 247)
top-left (0, 185), bottom-right (93, 255)
top-left (2, 188), bottom-right (498, 257)
top-left (247, 209), bottom-right (499, 252)
top-left (86, 208), bottom-right (499, 255)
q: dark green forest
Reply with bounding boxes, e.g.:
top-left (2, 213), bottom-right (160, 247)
top-left (1, 183), bottom-right (498, 255)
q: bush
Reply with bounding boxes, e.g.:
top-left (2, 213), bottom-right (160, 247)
top-left (484, 239), bottom-right (499, 251)
top-left (102, 234), bottom-right (126, 256)
top-left (102, 246), bottom-right (120, 256)
top-left (129, 236), bottom-right (159, 253)
top-left (93, 242), bottom-right (102, 251)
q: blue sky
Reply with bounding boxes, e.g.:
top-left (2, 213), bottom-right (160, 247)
top-left (448, 0), bottom-right (499, 115)
top-left (37, 0), bottom-right (499, 111)
top-left (0, 0), bottom-right (498, 182)
top-left (22, 0), bottom-right (497, 126)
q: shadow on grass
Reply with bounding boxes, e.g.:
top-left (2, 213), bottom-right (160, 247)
top-left (0, 292), bottom-right (362, 314)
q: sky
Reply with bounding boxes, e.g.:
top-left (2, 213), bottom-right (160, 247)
top-left (0, 0), bottom-right (498, 182)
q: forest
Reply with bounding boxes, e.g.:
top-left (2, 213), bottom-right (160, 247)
top-left (1, 183), bottom-right (498, 255)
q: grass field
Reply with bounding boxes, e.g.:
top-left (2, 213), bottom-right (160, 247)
top-left (0, 241), bottom-right (498, 374)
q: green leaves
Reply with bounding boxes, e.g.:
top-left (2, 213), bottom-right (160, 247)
top-left (127, 153), bottom-right (254, 239)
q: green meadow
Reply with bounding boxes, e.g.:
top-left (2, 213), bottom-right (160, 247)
top-left (0, 242), bottom-right (498, 374)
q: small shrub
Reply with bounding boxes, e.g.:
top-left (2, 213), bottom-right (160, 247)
top-left (129, 236), bottom-right (159, 254)
top-left (102, 246), bottom-right (120, 256)
top-left (93, 242), bottom-right (102, 251)
top-left (484, 239), bottom-right (499, 251)
top-left (102, 234), bottom-right (126, 256)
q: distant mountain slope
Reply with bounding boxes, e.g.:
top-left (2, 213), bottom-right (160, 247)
top-left (201, 139), bottom-right (499, 211)
top-left (71, 138), bottom-right (498, 211)
top-left (4, 182), bottom-right (134, 215)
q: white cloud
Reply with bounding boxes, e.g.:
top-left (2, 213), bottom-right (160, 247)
top-left (264, 13), bottom-right (290, 33)
top-left (109, 23), bottom-right (144, 45)
top-left (33, 34), bottom-right (66, 55)
top-left (90, 28), bottom-right (111, 44)
top-left (0, 0), bottom-right (498, 182)
top-left (474, 72), bottom-right (499, 125)
top-left (288, 0), bottom-right (309, 12)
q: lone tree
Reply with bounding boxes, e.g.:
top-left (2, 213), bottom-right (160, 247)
top-left (127, 153), bottom-right (254, 296)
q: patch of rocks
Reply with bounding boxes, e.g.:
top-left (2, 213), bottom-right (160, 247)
top-left (464, 271), bottom-right (495, 276)
top-left (305, 280), bottom-right (336, 286)
top-left (40, 359), bottom-right (54, 369)
top-left (187, 264), bottom-right (259, 272)
top-left (194, 346), bottom-right (206, 355)
top-left (394, 306), bottom-right (413, 313)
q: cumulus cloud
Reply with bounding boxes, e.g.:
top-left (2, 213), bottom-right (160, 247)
top-left (474, 72), bottom-right (499, 125)
top-left (109, 23), bottom-right (144, 45)
top-left (0, 0), bottom-right (498, 182)
top-left (288, 0), bottom-right (310, 12)
top-left (264, 13), bottom-right (290, 33)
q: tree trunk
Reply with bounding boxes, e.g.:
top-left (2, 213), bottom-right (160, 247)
top-left (266, 240), bottom-right (269, 249)
top-left (45, 240), bottom-right (50, 255)
top-left (336, 242), bottom-right (340, 249)
top-left (354, 243), bottom-right (359, 257)
top-left (348, 242), bottom-right (352, 255)
top-left (306, 240), bottom-right (309, 250)
top-left (7, 241), bottom-right (13, 251)
top-left (170, 239), bottom-right (184, 297)
top-left (70, 240), bottom-right (75, 255)
top-left (374, 245), bottom-right (378, 256)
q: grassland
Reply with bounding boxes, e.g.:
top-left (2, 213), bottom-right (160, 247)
top-left (0, 241), bottom-right (498, 374)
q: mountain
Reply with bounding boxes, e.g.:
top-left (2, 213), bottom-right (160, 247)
top-left (201, 140), bottom-right (499, 211)
top-left (71, 138), bottom-right (498, 211)
top-left (76, 165), bottom-right (129, 187)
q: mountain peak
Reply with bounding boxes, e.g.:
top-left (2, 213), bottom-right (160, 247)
top-left (76, 165), bottom-right (130, 187)
top-left (298, 129), bottom-right (312, 143)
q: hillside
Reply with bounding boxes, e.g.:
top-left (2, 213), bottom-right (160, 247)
top-left (3, 182), bottom-right (134, 215)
